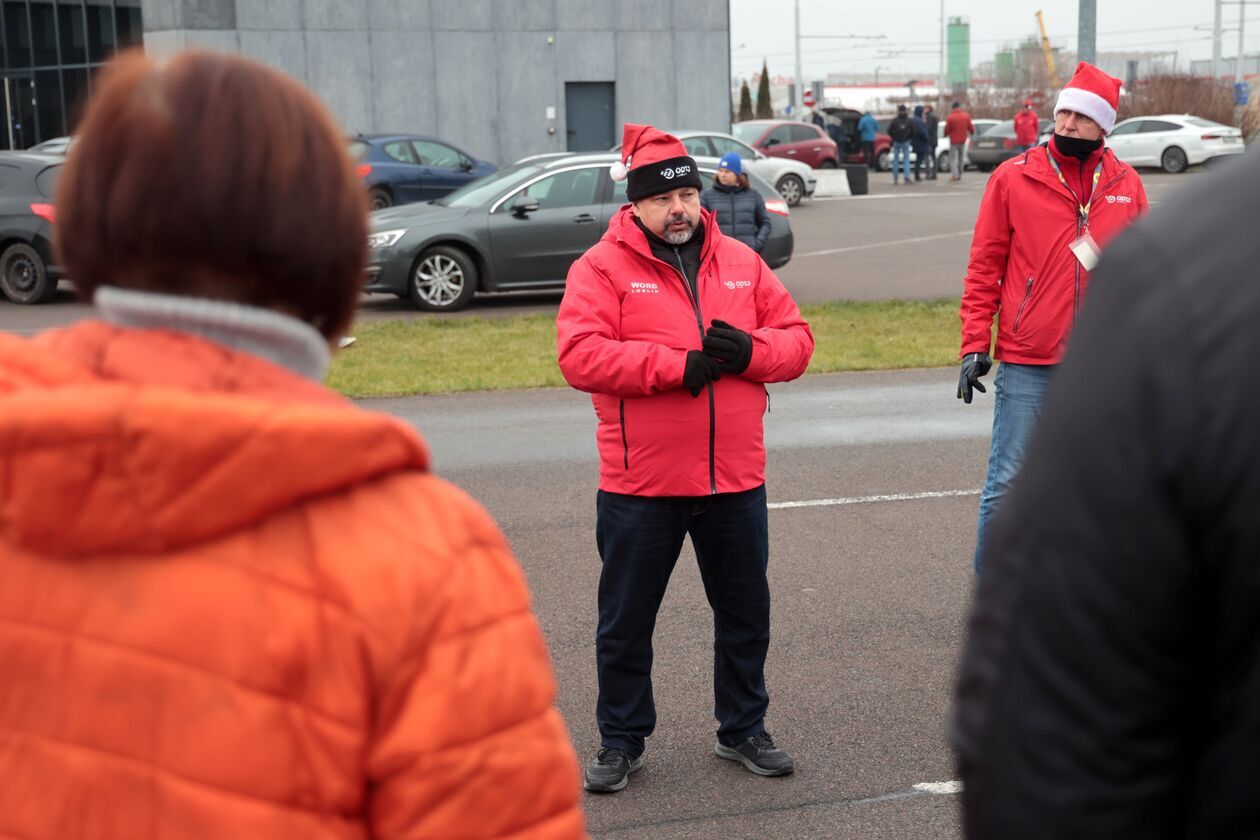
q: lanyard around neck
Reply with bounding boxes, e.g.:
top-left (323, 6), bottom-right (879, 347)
top-left (1045, 146), bottom-right (1103, 224)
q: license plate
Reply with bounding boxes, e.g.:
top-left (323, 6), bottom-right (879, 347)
top-left (1223, 136), bottom-right (1239, 143)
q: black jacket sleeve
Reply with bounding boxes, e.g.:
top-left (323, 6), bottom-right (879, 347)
top-left (752, 191), bottom-right (771, 253)
top-left (952, 220), bottom-right (1209, 838)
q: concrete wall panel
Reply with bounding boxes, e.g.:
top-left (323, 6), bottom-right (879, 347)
top-left (367, 0), bottom-right (430, 31)
top-left (236, 0), bottom-right (302, 30)
top-left (555, 0), bottom-right (613, 30)
top-left (303, 0), bottom-right (367, 31)
top-left (368, 30), bottom-right (438, 134)
top-left (615, 31), bottom-right (674, 128)
top-left (499, 0), bottom-right (555, 31)
top-left (615, 0), bottom-right (672, 31)
top-left (431, 0), bottom-right (493, 31)
top-left (239, 30), bottom-right (308, 84)
top-left (496, 31), bottom-right (558, 161)
top-left (673, 29), bottom-right (730, 131)
top-left (433, 32), bottom-right (498, 160)
top-left (305, 30), bottom-right (373, 134)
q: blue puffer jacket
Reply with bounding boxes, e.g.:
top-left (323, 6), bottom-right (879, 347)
top-left (700, 183), bottom-right (771, 253)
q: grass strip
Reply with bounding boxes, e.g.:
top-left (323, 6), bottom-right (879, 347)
top-left (328, 298), bottom-right (962, 398)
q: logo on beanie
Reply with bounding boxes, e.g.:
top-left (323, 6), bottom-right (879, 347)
top-left (661, 164), bottom-right (691, 180)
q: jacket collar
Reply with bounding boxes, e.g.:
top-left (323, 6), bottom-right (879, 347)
top-left (1018, 142), bottom-right (1122, 200)
top-left (605, 204), bottom-right (722, 267)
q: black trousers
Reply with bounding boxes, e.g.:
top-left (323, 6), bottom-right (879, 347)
top-left (594, 486), bottom-right (771, 756)
top-left (863, 140), bottom-right (877, 169)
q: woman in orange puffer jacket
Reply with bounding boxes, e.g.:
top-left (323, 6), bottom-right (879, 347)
top-left (0, 51), bottom-right (585, 839)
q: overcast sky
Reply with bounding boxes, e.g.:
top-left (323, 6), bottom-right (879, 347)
top-left (729, 0), bottom-right (1260, 80)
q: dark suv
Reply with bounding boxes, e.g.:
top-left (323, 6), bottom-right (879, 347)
top-left (0, 152), bottom-right (63, 304)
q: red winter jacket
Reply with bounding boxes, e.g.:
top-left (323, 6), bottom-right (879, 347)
top-left (1014, 110), bottom-right (1040, 145)
top-left (557, 207), bottom-right (813, 497)
top-left (960, 141), bottom-right (1147, 364)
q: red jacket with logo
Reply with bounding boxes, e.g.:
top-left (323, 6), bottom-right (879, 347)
top-left (557, 207), bottom-right (813, 497)
top-left (1014, 110), bottom-right (1040, 145)
top-left (945, 110), bottom-right (975, 144)
top-left (960, 142), bottom-right (1148, 364)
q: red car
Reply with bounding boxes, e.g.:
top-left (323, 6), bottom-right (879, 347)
top-left (731, 120), bottom-right (840, 169)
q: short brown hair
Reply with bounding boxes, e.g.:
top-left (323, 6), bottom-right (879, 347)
top-left (56, 51), bottom-right (367, 339)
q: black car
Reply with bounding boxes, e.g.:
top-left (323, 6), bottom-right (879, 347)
top-left (0, 153), bottom-right (63, 304)
top-left (365, 153), bottom-right (794, 312)
top-left (349, 134), bottom-right (497, 211)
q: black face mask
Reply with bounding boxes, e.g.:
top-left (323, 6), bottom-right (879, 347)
top-left (1053, 133), bottom-right (1104, 162)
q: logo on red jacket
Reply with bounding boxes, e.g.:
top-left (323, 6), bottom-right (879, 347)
top-left (723, 280), bottom-right (752, 290)
top-left (1105, 194), bottom-right (1132, 204)
top-left (630, 281), bottom-right (660, 294)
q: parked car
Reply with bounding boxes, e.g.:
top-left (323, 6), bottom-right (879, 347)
top-left (348, 134), bottom-right (497, 211)
top-left (818, 107), bottom-right (891, 170)
top-left (1106, 114), bottom-right (1246, 173)
top-left (0, 152), bottom-right (63, 304)
top-left (612, 130), bottom-right (816, 206)
top-left (966, 118), bottom-right (1054, 171)
top-left (731, 120), bottom-right (840, 169)
top-left (365, 153), bottom-right (793, 312)
top-left (28, 136), bottom-right (74, 155)
top-left (934, 118), bottom-right (1001, 173)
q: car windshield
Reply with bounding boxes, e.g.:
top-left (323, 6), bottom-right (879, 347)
top-left (975, 122), bottom-right (999, 135)
top-left (986, 121), bottom-right (1016, 137)
top-left (731, 123), bottom-right (764, 143)
top-left (435, 164), bottom-right (542, 208)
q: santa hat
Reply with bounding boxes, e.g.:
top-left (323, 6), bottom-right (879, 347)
top-left (611, 123), bottom-right (703, 202)
top-left (1054, 62), bottom-right (1123, 134)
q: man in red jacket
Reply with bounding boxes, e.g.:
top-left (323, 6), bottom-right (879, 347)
top-left (558, 124), bottom-right (814, 793)
top-left (956, 63), bottom-right (1147, 574)
top-left (1013, 99), bottom-right (1040, 152)
top-left (944, 101), bottom-right (976, 181)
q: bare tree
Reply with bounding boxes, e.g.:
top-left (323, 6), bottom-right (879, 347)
top-left (1118, 74), bottom-right (1237, 127)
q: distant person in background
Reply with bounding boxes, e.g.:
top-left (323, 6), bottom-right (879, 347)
top-left (1014, 99), bottom-right (1040, 152)
top-left (0, 50), bottom-right (586, 839)
top-left (944, 101), bottom-right (976, 181)
top-left (924, 104), bottom-right (941, 179)
top-left (701, 152), bottom-right (771, 254)
top-left (888, 104), bottom-right (914, 185)
top-left (911, 105), bottom-right (932, 182)
top-left (956, 62), bottom-right (1147, 575)
top-left (858, 110), bottom-right (879, 169)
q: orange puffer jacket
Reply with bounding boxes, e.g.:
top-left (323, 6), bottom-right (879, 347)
top-left (0, 322), bottom-right (586, 839)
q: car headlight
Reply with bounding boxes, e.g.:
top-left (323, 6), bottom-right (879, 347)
top-left (367, 229), bottom-right (406, 249)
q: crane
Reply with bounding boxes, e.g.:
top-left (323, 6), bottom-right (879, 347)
top-left (1035, 11), bottom-right (1059, 88)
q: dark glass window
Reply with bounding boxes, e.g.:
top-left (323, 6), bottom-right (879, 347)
top-left (62, 65), bottom-right (86, 131)
top-left (58, 1), bottom-right (86, 65)
top-left (85, 0), bottom-right (114, 63)
top-left (114, 0), bottom-right (140, 50)
top-left (34, 68), bottom-right (63, 140)
top-left (5, 76), bottom-right (36, 148)
top-left (30, 1), bottom-right (57, 66)
top-left (5, 2), bottom-right (32, 68)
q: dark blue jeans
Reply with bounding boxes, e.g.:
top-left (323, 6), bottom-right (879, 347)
top-left (595, 486), bottom-right (771, 756)
top-left (973, 362), bottom-right (1057, 574)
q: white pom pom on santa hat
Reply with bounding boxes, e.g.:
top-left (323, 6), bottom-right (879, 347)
top-left (610, 158), bottom-right (629, 181)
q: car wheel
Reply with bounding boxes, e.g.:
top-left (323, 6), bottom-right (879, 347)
top-left (409, 245), bottom-right (478, 312)
top-left (0, 242), bottom-right (56, 304)
top-left (937, 151), bottom-right (950, 172)
top-left (776, 174), bottom-right (805, 206)
top-left (368, 187), bottom-right (394, 211)
top-left (877, 149), bottom-right (890, 171)
top-left (817, 159), bottom-right (836, 169)
top-left (1161, 146), bottom-right (1188, 174)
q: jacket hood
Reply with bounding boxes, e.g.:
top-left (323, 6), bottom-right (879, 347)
top-left (0, 323), bottom-right (428, 557)
top-left (603, 204), bottom-right (722, 265)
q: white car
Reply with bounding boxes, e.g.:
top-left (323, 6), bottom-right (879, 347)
top-left (614, 130), bottom-right (818, 207)
top-left (934, 118), bottom-right (1001, 173)
top-left (1106, 114), bottom-right (1245, 173)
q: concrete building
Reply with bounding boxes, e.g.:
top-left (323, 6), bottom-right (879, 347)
top-left (140, 0), bottom-right (731, 165)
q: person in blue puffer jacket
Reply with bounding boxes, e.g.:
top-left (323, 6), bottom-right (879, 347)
top-left (700, 153), bottom-right (771, 254)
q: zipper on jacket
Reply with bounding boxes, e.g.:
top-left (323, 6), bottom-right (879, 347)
top-left (1073, 216), bottom-right (1083, 319)
top-left (1012, 276), bottom-right (1034, 332)
top-left (672, 247), bottom-right (718, 496)
top-left (619, 399), bottom-right (629, 470)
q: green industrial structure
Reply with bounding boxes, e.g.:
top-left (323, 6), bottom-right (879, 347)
top-left (947, 17), bottom-right (970, 93)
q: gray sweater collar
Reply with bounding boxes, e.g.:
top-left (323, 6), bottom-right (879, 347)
top-left (94, 286), bottom-right (332, 381)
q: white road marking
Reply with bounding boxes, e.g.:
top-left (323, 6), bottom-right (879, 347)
top-left (768, 489), bottom-right (981, 510)
top-left (912, 781), bottom-right (964, 795)
top-left (810, 190), bottom-right (976, 202)
top-left (795, 230), bottom-right (972, 259)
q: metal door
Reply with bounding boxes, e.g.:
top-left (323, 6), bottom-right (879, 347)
top-left (565, 82), bottom-right (615, 152)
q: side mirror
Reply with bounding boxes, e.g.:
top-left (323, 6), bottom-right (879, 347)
top-left (762, 137), bottom-right (780, 148)
top-left (511, 196), bottom-right (540, 217)
top-left (460, 159), bottom-right (474, 172)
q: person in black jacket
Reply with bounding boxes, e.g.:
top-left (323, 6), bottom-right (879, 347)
top-left (700, 153), bottom-right (771, 253)
top-left (923, 104), bottom-right (940, 179)
top-left (887, 104), bottom-right (914, 185)
top-left (911, 105), bottom-right (932, 182)
top-left (953, 146), bottom-right (1260, 839)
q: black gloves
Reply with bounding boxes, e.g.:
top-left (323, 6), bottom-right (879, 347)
top-left (702, 319), bottom-right (753, 375)
top-left (957, 352), bottom-right (992, 404)
top-left (683, 350), bottom-right (722, 397)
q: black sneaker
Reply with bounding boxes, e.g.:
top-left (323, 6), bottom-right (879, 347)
top-left (583, 746), bottom-right (644, 793)
top-left (715, 732), bottom-right (794, 777)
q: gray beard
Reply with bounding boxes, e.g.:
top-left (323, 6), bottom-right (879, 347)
top-left (662, 225), bottom-right (695, 245)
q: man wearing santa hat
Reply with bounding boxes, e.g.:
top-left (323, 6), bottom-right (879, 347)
top-left (956, 62), bottom-right (1148, 575)
top-left (557, 124), bottom-right (814, 793)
